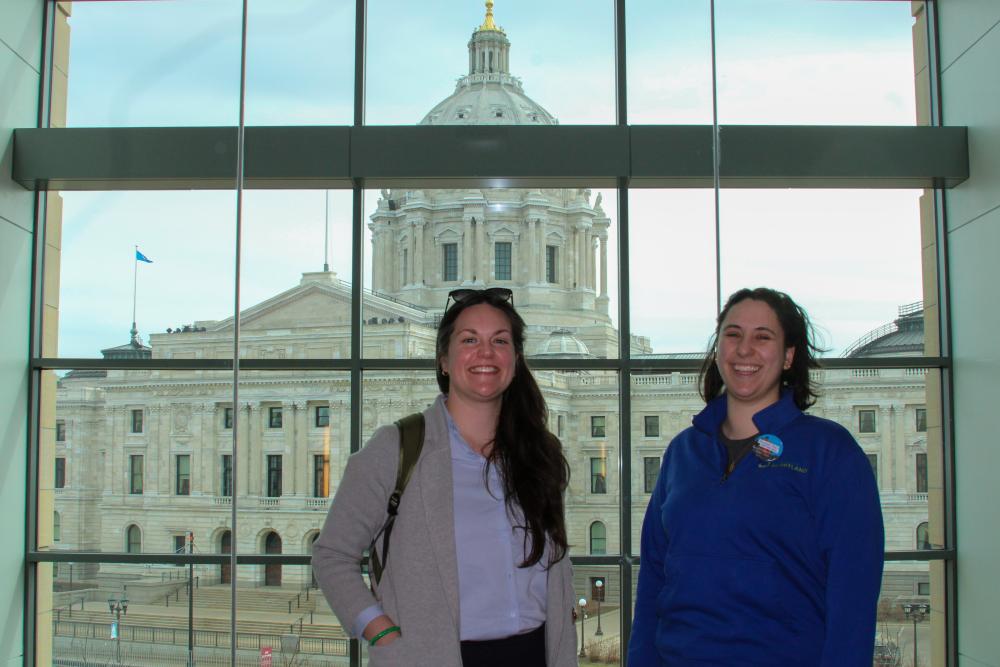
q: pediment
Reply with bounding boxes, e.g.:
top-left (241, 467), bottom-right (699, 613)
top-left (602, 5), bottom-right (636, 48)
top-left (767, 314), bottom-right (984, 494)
top-left (241, 287), bottom-right (353, 330)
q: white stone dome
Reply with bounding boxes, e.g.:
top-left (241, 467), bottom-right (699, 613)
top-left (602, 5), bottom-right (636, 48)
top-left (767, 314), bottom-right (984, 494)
top-left (534, 329), bottom-right (593, 358)
top-left (420, 1), bottom-right (557, 126)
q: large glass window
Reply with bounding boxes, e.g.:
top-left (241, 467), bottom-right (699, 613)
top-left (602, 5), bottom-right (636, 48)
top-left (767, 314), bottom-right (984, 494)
top-left (26, 2), bottom-right (953, 665)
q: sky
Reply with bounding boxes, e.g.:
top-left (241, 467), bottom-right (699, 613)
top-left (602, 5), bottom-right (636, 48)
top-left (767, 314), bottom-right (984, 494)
top-left (56, 0), bottom-right (924, 358)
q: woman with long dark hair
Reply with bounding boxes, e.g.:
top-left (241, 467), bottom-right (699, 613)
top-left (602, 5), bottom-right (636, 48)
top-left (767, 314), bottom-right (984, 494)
top-left (313, 288), bottom-right (576, 667)
top-left (628, 287), bottom-right (884, 666)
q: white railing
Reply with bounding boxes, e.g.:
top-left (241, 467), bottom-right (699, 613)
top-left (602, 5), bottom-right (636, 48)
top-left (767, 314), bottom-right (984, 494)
top-left (258, 497), bottom-right (280, 509)
top-left (212, 496), bottom-right (231, 506)
top-left (305, 498), bottom-right (330, 510)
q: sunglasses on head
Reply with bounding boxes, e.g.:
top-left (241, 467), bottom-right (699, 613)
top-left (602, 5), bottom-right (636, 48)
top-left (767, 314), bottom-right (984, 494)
top-left (445, 287), bottom-right (514, 311)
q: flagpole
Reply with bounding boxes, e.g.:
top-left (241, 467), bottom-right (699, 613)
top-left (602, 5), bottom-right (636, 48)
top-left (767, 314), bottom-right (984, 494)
top-left (323, 190), bottom-right (330, 272)
top-left (132, 245), bottom-right (139, 344)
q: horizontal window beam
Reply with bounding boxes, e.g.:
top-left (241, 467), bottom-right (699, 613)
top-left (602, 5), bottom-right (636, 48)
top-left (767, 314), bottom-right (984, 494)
top-left (13, 125), bottom-right (968, 191)
top-left (28, 549), bottom-right (955, 565)
top-left (32, 356), bottom-right (949, 372)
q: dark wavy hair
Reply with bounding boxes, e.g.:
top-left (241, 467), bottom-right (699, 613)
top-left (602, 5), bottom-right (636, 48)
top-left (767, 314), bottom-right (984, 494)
top-left (436, 291), bottom-right (569, 568)
top-left (699, 287), bottom-right (823, 410)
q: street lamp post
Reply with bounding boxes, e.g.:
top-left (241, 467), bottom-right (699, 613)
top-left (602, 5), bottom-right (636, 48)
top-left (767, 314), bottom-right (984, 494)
top-left (594, 579), bottom-right (604, 636)
top-left (108, 594), bottom-right (128, 664)
top-left (578, 597), bottom-right (587, 659)
top-left (187, 531), bottom-right (195, 667)
top-left (902, 602), bottom-right (930, 667)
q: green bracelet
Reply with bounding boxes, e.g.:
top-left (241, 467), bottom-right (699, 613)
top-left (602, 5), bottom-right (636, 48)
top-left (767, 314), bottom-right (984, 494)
top-left (369, 626), bottom-right (401, 646)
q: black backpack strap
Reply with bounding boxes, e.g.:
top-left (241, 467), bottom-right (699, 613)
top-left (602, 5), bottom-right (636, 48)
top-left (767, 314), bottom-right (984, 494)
top-left (368, 412), bottom-right (425, 588)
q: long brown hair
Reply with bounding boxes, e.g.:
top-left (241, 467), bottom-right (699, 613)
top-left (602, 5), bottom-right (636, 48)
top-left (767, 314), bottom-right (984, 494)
top-left (436, 291), bottom-right (569, 567)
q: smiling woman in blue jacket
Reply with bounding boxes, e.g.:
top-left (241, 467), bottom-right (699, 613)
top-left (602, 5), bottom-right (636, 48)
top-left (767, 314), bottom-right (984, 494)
top-left (628, 287), bottom-right (884, 667)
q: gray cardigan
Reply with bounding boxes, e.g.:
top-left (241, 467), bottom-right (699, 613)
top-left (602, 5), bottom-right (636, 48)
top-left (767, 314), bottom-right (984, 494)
top-left (311, 396), bottom-right (577, 667)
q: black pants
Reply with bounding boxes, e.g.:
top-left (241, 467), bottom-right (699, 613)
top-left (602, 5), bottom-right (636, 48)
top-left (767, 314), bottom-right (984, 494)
top-left (460, 623), bottom-right (546, 667)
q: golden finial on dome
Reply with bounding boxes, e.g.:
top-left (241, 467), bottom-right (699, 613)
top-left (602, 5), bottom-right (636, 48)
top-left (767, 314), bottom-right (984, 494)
top-left (478, 0), bottom-right (502, 32)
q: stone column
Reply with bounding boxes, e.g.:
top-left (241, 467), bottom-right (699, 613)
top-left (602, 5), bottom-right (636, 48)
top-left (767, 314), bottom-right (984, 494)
top-left (599, 235), bottom-right (608, 297)
top-left (238, 403), bottom-right (255, 497)
top-left (414, 221), bottom-right (424, 285)
top-left (198, 404), bottom-right (213, 495)
top-left (881, 405), bottom-right (896, 491)
top-left (463, 217), bottom-right (474, 282)
top-left (537, 219), bottom-right (546, 283)
top-left (155, 404), bottom-right (170, 495)
top-left (406, 225), bottom-right (415, 286)
top-left (587, 233), bottom-right (601, 292)
top-left (294, 401), bottom-right (309, 496)
top-left (371, 229), bottom-right (382, 291)
top-left (576, 223), bottom-right (586, 288)
top-left (380, 227), bottom-right (391, 290)
top-left (526, 219), bottom-right (537, 283)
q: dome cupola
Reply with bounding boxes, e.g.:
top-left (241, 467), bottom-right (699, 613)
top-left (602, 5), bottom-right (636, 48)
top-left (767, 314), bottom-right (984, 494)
top-left (420, 1), bottom-right (557, 126)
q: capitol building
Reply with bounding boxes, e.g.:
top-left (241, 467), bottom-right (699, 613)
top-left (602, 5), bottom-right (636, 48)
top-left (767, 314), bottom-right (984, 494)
top-left (50, 1), bottom-right (931, 652)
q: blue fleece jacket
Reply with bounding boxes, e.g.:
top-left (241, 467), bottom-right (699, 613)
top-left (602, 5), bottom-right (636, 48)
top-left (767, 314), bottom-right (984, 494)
top-left (628, 391), bottom-right (884, 666)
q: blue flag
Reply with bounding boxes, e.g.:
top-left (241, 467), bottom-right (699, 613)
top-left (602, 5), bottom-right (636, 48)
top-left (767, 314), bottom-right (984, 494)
top-left (135, 249), bottom-right (153, 263)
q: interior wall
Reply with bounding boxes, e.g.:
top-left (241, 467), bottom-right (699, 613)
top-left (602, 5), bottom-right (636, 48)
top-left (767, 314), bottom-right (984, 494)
top-left (937, 2), bottom-right (1000, 665)
top-left (0, 0), bottom-right (44, 664)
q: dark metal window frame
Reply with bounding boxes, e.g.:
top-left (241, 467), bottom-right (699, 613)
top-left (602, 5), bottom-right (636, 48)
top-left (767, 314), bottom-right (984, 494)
top-left (20, 2), bottom-right (959, 666)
